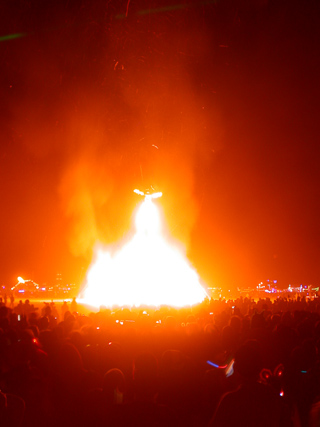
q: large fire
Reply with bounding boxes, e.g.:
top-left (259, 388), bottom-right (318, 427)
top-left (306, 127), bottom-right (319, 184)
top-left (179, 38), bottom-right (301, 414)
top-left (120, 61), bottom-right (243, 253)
top-left (79, 192), bottom-right (208, 308)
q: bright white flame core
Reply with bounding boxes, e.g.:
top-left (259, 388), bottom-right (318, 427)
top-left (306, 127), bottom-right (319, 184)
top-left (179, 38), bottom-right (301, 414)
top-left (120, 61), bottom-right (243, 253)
top-left (135, 198), bottom-right (161, 234)
top-left (80, 199), bottom-right (208, 308)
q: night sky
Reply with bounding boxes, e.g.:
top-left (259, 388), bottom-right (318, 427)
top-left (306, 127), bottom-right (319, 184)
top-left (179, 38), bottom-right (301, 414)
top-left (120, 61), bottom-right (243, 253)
top-left (1, 0), bottom-right (319, 291)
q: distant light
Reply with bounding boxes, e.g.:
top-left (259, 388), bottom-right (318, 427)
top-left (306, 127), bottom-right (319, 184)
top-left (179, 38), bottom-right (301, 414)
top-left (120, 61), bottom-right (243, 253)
top-left (280, 390), bottom-right (284, 397)
top-left (41, 287), bottom-right (46, 291)
top-left (18, 290), bottom-right (25, 293)
top-left (96, 327), bottom-right (100, 330)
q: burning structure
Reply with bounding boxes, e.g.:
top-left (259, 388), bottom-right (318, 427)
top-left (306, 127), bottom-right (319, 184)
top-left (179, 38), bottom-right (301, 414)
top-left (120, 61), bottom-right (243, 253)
top-left (79, 190), bottom-right (208, 308)
top-left (11, 276), bottom-right (42, 297)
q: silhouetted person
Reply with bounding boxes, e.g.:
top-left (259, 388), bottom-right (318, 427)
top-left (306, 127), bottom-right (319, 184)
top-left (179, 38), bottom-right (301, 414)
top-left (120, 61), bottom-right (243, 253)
top-left (50, 302), bottom-right (59, 321)
top-left (102, 368), bottom-right (125, 404)
top-left (84, 368), bottom-right (126, 426)
top-left (70, 297), bottom-right (78, 314)
top-left (61, 301), bottom-right (69, 319)
top-left (158, 349), bottom-right (198, 425)
top-left (121, 353), bottom-right (176, 426)
top-left (209, 340), bottom-right (293, 427)
top-left (0, 390), bottom-right (25, 427)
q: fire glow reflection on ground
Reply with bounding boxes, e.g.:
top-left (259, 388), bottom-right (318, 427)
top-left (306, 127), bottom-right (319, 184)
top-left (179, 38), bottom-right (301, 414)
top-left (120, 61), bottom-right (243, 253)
top-left (79, 195), bottom-right (208, 308)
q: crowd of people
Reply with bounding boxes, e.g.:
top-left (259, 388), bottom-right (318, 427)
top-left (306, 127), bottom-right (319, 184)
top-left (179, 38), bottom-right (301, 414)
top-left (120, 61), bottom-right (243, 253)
top-left (1, 295), bottom-right (320, 426)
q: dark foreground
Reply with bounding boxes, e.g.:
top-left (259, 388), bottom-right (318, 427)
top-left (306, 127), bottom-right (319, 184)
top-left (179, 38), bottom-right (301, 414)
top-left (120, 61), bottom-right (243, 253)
top-left (1, 296), bottom-right (320, 426)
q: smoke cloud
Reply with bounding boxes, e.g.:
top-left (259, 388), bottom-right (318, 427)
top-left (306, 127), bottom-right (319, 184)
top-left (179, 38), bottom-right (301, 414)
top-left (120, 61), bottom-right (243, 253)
top-left (4, 1), bottom-right (223, 282)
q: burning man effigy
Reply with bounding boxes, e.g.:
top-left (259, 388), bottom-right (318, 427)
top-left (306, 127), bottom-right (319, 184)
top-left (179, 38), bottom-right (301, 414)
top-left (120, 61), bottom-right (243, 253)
top-left (79, 190), bottom-right (208, 308)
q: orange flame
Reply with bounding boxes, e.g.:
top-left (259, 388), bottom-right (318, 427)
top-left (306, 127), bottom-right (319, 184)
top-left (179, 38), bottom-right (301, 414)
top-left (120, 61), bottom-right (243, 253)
top-left (79, 196), bottom-right (207, 308)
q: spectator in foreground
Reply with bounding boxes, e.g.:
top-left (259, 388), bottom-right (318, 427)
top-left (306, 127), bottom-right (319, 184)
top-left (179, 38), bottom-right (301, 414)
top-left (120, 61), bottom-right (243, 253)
top-left (0, 390), bottom-right (25, 427)
top-left (209, 340), bottom-right (293, 427)
top-left (120, 352), bottom-right (177, 426)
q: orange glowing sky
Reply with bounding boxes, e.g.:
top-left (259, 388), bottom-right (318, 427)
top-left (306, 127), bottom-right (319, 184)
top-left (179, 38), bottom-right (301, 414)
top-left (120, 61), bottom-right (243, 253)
top-left (0, 0), bottom-right (319, 291)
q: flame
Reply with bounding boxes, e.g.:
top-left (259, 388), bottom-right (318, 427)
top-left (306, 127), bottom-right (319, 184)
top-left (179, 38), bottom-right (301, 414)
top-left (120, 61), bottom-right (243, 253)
top-left (79, 196), bottom-right (208, 308)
